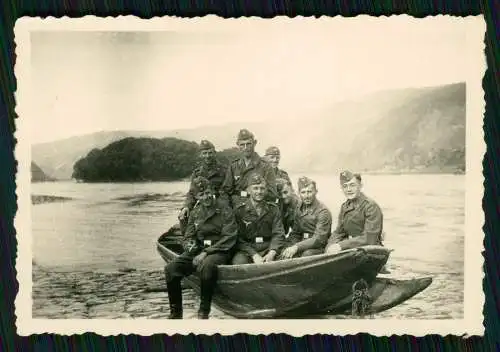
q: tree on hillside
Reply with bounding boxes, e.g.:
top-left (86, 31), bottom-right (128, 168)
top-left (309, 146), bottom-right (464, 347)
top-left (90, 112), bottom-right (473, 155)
top-left (217, 147), bottom-right (240, 165)
top-left (72, 137), bottom-right (199, 182)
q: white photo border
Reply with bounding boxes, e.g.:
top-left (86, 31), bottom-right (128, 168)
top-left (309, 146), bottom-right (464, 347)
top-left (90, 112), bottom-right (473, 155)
top-left (13, 15), bottom-right (486, 337)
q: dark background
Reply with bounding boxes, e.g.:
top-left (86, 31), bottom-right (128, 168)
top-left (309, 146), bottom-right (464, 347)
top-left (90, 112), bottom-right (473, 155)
top-left (1, 0), bottom-right (498, 350)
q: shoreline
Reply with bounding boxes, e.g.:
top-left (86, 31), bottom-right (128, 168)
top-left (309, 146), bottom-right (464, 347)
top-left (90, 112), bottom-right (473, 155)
top-left (32, 171), bottom-right (465, 185)
top-left (32, 264), bottom-right (185, 319)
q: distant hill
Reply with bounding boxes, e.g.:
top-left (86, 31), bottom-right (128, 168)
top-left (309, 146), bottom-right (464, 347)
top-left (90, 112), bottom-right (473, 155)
top-left (339, 83), bottom-right (465, 173)
top-left (31, 162), bottom-right (55, 182)
top-left (32, 82), bottom-right (465, 179)
top-left (32, 122), bottom-right (265, 180)
top-left (302, 82), bottom-right (466, 173)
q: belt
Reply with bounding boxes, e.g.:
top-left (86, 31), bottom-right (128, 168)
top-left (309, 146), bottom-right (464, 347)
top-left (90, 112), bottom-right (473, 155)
top-left (254, 237), bottom-right (270, 244)
top-left (303, 233), bottom-right (311, 239)
top-left (202, 239), bottom-right (212, 247)
top-left (239, 191), bottom-right (249, 197)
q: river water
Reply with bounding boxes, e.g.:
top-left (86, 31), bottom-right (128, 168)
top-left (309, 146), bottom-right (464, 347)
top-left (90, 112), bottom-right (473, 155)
top-left (31, 174), bottom-right (464, 319)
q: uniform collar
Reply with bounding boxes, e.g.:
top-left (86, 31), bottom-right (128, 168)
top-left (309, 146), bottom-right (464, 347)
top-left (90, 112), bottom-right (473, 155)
top-left (247, 198), bottom-right (268, 215)
top-left (345, 192), bottom-right (366, 208)
top-left (240, 152), bottom-right (261, 168)
top-left (298, 198), bottom-right (319, 213)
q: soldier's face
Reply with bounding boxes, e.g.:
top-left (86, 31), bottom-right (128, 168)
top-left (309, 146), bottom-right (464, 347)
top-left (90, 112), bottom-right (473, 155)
top-left (299, 184), bottom-right (317, 205)
top-left (200, 149), bottom-right (216, 164)
top-left (196, 189), bottom-right (215, 207)
top-left (237, 138), bottom-right (255, 157)
top-left (341, 179), bottom-right (362, 199)
top-left (280, 184), bottom-right (293, 204)
top-left (248, 183), bottom-right (267, 202)
top-left (266, 154), bottom-right (280, 168)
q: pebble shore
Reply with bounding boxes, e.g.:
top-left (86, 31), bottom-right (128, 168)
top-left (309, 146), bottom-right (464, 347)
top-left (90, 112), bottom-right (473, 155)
top-left (32, 265), bottom-right (186, 319)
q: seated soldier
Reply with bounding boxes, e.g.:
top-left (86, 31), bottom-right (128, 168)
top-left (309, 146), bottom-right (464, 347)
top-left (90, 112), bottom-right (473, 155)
top-left (165, 176), bottom-right (238, 320)
top-left (325, 171), bottom-right (384, 254)
top-left (264, 146), bottom-right (293, 187)
top-left (280, 176), bottom-right (333, 259)
top-left (276, 177), bottom-right (299, 235)
top-left (231, 173), bottom-right (287, 265)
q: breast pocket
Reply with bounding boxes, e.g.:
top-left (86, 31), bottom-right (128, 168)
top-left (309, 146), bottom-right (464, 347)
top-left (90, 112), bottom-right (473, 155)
top-left (301, 213), bottom-right (317, 228)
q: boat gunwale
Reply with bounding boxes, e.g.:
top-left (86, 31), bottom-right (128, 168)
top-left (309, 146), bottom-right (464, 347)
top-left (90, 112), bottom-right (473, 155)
top-left (156, 240), bottom-right (391, 271)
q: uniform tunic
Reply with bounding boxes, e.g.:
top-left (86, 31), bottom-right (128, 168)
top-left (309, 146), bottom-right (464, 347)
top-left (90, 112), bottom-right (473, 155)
top-left (220, 152), bottom-right (278, 208)
top-left (287, 199), bottom-right (333, 253)
top-left (183, 161), bottom-right (228, 211)
top-left (328, 192), bottom-right (383, 250)
top-left (166, 199), bottom-right (238, 282)
top-left (279, 194), bottom-right (299, 235)
top-left (233, 200), bottom-right (286, 258)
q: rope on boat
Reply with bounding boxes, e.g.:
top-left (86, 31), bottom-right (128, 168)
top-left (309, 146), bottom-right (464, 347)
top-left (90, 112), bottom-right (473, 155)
top-left (351, 279), bottom-right (371, 318)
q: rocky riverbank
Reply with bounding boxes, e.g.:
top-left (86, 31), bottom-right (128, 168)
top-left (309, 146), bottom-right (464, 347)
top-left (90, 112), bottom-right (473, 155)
top-left (32, 265), bottom-right (195, 319)
top-left (32, 195), bottom-right (73, 205)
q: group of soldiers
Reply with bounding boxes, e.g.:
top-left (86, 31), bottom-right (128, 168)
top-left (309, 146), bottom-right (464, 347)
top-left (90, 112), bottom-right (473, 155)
top-left (164, 128), bottom-right (385, 319)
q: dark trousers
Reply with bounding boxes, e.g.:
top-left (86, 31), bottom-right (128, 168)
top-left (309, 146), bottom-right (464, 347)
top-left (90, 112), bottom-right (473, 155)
top-left (165, 250), bottom-right (229, 314)
top-left (231, 251), bottom-right (253, 264)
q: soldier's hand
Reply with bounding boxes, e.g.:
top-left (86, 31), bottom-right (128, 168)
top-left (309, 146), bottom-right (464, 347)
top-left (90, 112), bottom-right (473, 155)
top-left (280, 245), bottom-right (298, 259)
top-left (193, 251), bottom-right (208, 269)
top-left (252, 254), bottom-right (264, 264)
top-left (263, 250), bottom-right (277, 262)
top-left (178, 207), bottom-right (189, 220)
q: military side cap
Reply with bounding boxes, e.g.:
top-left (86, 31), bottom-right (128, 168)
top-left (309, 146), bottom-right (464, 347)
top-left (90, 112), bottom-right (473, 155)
top-left (339, 170), bottom-right (361, 183)
top-left (265, 146), bottom-right (280, 156)
top-left (192, 176), bottom-right (212, 194)
top-left (298, 176), bottom-right (316, 190)
top-left (237, 129), bottom-right (255, 141)
top-left (276, 177), bottom-right (291, 192)
top-left (248, 173), bottom-right (266, 186)
top-left (199, 140), bottom-right (215, 151)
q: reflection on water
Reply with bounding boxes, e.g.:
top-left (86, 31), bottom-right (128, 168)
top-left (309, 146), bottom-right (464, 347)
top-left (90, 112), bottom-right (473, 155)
top-left (32, 174), bottom-right (464, 318)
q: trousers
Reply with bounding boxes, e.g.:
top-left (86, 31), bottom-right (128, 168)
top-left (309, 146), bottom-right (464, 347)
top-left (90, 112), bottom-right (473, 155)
top-left (165, 250), bottom-right (229, 315)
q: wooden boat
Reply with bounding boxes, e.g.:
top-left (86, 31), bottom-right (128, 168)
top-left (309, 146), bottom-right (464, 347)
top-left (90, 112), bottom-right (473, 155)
top-left (156, 226), bottom-right (432, 318)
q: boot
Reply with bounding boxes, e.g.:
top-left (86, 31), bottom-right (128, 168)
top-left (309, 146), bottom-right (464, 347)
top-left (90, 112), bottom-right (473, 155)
top-left (198, 280), bottom-right (214, 320)
top-left (166, 278), bottom-right (183, 319)
top-left (197, 311), bottom-right (209, 319)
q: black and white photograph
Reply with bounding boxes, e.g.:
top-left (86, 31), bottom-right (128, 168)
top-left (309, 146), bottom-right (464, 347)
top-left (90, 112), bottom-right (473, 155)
top-left (14, 16), bottom-right (484, 335)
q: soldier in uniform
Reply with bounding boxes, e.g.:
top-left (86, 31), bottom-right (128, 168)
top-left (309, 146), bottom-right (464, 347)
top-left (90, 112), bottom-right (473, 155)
top-left (231, 173), bottom-right (287, 265)
top-left (165, 176), bottom-right (238, 319)
top-left (280, 177), bottom-right (333, 259)
top-left (220, 129), bottom-right (278, 209)
top-left (264, 146), bottom-right (292, 186)
top-left (276, 177), bottom-right (299, 235)
top-left (178, 140), bottom-right (227, 233)
top-left (325, 171), bottom-right (384, 255)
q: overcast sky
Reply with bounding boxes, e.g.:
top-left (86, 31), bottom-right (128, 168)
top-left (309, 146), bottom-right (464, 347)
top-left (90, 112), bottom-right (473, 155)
top-left (28, 17), bottom-right (467, 143)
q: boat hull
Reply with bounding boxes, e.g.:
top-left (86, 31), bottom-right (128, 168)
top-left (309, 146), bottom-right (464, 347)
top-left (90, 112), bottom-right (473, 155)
top-left (157, 229), bottom-right (399, 318)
